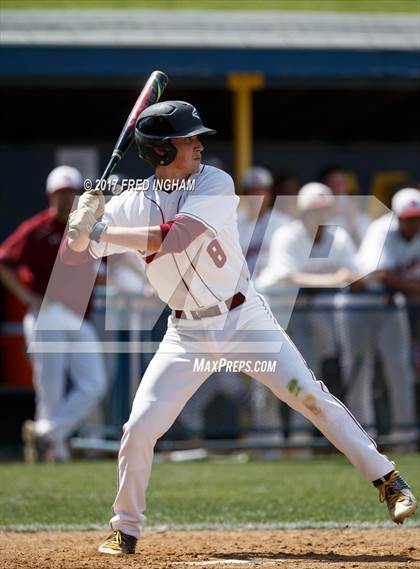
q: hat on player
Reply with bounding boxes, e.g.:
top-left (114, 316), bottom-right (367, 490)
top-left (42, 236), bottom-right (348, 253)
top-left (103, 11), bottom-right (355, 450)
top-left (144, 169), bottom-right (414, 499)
top-left (135, 101), bottom-right (216, 167)
top-left (392, 188), bottom-right (420, 219)
top-left (242, 167), bottom-right (273, 189)
top-left (134, 101), bottom-right (216, 166)
top-left (297, 183), bottom-right (335, 211)
top-left (46, 165), bottom-right (83, 195)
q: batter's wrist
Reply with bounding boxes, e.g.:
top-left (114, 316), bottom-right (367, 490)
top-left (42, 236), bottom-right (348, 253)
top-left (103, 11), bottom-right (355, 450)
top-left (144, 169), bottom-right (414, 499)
top-left (89, 220), bottom-right (109, 243)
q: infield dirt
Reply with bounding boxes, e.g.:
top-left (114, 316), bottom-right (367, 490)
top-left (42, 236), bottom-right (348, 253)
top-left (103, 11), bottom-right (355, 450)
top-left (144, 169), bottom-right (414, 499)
top-left (2, 528), bottom-right (419, 569)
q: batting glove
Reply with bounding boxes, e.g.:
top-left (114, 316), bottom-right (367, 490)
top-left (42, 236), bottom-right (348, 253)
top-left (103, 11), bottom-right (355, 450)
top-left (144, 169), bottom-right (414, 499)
top-left (68, 208), bottom-right (97, 238)
top-left (77, 191), bottom-right (105, 219)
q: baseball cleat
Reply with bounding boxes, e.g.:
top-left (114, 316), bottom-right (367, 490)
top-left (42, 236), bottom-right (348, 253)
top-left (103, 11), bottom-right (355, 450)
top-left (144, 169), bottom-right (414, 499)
top-left (374, 470), bottom-right (417, 524)
top-left (97, 530), bottom-right (137, 555)
top-left (22, 420), bottom-right (44, 464)
top-left (22, 420), bottom-right (62, 463)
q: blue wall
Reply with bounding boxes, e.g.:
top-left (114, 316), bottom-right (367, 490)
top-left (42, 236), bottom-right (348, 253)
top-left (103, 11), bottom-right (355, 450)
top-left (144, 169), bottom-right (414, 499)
top-left (1, 46), bottom-right (419, 80)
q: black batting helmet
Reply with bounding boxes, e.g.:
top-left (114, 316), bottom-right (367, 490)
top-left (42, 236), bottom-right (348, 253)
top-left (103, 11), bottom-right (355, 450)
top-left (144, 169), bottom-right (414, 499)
top-left (135, 101), bottom-right (216, 167)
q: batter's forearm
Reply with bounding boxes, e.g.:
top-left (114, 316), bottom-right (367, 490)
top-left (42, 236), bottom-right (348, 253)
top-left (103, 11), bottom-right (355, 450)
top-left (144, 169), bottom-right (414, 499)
top-left (100, 225), bottom-right (163, 253)
top-left (68, 233), bottom-right (90, 252)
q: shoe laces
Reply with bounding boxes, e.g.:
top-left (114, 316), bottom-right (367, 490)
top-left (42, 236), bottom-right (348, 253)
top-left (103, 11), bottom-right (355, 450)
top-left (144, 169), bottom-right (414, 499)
top-left (378, 471), bottom-right (407, 508)
top-left (104, 530), bottom-right (122, 550)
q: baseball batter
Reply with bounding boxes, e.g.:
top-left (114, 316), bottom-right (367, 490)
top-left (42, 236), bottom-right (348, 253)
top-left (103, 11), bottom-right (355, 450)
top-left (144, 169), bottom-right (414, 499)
top-left (62, 101), bottom-right (416, 555)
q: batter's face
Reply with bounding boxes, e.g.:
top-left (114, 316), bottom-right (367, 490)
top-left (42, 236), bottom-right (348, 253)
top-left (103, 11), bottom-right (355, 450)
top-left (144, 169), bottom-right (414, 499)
top-left (170, 136), bottom-right (204, 175)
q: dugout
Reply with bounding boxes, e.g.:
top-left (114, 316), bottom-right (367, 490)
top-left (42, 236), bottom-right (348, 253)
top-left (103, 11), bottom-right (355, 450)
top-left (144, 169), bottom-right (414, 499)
top-left (1, 10), bottom-right (420, 239)
top-left (0, 9), bottom-right (419, 448)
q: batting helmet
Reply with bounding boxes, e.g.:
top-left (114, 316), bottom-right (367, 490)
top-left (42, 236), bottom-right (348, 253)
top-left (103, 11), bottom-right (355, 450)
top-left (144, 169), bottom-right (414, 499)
top-left (135, 101), bottom-right (216, 167)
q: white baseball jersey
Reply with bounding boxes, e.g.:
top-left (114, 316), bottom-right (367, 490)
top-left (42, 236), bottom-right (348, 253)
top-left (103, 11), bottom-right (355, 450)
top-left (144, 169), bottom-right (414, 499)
top-left (256, 219), bottom-right (357, 289)
top-left (357, 212), bottom-right (420, 287)
top-left (237, 208), bottom-right (290, 279)
top-left (90, 165), bottom-right (250, 310)
top-left (331, 203), bottom-right (372, 246)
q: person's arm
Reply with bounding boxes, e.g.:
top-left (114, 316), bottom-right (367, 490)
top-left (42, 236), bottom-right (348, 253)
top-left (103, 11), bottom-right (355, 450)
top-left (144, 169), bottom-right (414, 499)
top-left (0, 263), bottom-right (42, 310)
top-left (0, 220), bottom-right (43, 309)
top-left (99, 213), bottom-right (208, 255)
top-left (375, 269), bottom-right (420, 296)
top-left (287, 268), bottom-right (356, 288)
top-left (99, 225), bottom-right (162, 254)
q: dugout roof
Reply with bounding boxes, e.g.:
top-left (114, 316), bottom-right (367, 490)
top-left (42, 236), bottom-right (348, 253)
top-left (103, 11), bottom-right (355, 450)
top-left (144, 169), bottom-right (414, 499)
top-left (1, 10), bottom-right (419, 83)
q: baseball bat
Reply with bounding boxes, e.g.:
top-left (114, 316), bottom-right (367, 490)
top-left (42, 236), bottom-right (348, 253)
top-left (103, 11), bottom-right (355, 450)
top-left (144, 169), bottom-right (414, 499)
top-left (68, 70), bottom-right (169, 239)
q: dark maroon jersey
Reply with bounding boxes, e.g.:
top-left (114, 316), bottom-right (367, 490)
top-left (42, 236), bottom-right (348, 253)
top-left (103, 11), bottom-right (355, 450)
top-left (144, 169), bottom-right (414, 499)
top-left (0, 209), bottom-right (97, 317)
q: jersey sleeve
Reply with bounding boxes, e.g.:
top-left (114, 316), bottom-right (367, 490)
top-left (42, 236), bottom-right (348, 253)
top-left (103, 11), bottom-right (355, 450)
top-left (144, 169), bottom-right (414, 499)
top-left (356, 215), bottom-right (394, 274)
top-left (159, 214), bottom-right (208, 254)
top-left (0, 221), bottom-right (32, 267)
top-left (178, 168), bottom-right (239, 237)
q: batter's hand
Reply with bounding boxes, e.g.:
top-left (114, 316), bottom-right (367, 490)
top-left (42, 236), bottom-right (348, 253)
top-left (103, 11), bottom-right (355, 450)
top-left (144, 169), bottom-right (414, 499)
top-left (68, 208), bottom-right (97, 239)
top-left (77, 191), bottom-right (105, 219)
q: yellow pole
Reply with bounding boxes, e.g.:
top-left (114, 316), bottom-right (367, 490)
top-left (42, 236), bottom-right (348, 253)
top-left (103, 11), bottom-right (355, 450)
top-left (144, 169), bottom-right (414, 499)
top-left (227, 73), bottom-right (264, 187)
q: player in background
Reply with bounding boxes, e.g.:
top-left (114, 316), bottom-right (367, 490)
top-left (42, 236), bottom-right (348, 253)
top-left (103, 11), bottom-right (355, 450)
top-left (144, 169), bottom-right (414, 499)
top-left (256, 183), bottom-right (359, 441)
top-left (0, 166), bottom-right (106, 462)
top-left (272, 171), bottom-right (300, 219)
top-left (346, 188), bottom-right (419, 446)
top-left (319, 164), bottom-right (371, 246)
top-left (237, 167), bottom-right (291, 440)
top-left (237, 166), bottom-right (291, 280)
top-left (62, 101), bottom-right (416, 554)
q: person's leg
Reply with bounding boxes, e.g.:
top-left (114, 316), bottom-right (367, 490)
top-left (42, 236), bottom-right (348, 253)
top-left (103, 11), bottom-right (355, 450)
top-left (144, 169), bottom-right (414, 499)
top-left (308, 299), bottom-right (338, 379)
top-left (23, 312), bottom-right (68, 440)
top-left (46, 321), bottom-right (107, 442)
top-left (218, 290), bottom-right (416, 524)
top-left (278, 310), bottom-right (313, 438)
top-left (377, 307), bottom-right (416, 435)
top-left (250, 378), bottom-right (281, 436)
top-left (234, 294), bottom-right (394, 481)
top-left (335, 303), bottom-right (376, 432)
top-left (109, 331), bottom-right (213, 540)
top-left (179, 373), bottom-right (218, 438)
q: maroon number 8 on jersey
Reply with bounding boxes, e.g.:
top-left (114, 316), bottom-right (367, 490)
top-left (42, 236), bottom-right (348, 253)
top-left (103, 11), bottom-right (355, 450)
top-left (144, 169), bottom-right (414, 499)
top-left (207, 239), bottom-right (227, 268)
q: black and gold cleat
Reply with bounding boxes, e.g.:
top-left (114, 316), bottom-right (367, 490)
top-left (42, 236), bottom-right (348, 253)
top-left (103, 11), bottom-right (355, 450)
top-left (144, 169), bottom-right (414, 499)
top-left (374, 470), bottom-right (417, 524)
top-left (98, 530), bottom-right (137, 555)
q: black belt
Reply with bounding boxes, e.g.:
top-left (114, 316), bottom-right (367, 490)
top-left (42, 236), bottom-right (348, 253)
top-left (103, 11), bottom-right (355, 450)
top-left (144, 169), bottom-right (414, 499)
top-left (174, 292), bottom-right (246, 320)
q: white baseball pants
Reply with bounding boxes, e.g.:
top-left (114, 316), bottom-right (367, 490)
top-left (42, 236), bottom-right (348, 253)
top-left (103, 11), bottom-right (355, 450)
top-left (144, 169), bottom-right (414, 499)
top-left (23, 304), bottom-right (106, 445)
top-left (335, 298), bottom-right (416, 432)
top-left (110, 292), bottom-right (394, 539)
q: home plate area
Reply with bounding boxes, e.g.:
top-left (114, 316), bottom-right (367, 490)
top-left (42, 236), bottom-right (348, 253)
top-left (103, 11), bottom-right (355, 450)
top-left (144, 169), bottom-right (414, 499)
top-left (2, 528), bottom-right (419, 569)
top-left (174, 559), bottom-right (285, 565)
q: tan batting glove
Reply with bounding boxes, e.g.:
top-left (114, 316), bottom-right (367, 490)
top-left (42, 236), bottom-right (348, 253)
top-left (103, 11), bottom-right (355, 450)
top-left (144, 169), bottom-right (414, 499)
top-left (68, 208), bottom-right (98, 239)
top-left (77, 191), bottom-right (105, 219)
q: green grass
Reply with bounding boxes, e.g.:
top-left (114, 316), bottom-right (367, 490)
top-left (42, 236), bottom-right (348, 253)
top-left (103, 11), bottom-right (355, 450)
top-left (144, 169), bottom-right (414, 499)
top-left (1, 0), bottom-right (418, 14)
top-left (0, 455), bottom-right (419, 528)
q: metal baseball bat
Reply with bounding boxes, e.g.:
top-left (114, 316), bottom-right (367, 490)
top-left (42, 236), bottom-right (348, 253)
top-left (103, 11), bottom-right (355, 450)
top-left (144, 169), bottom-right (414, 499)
top-left (68, 70), bottom-right (169, 239)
